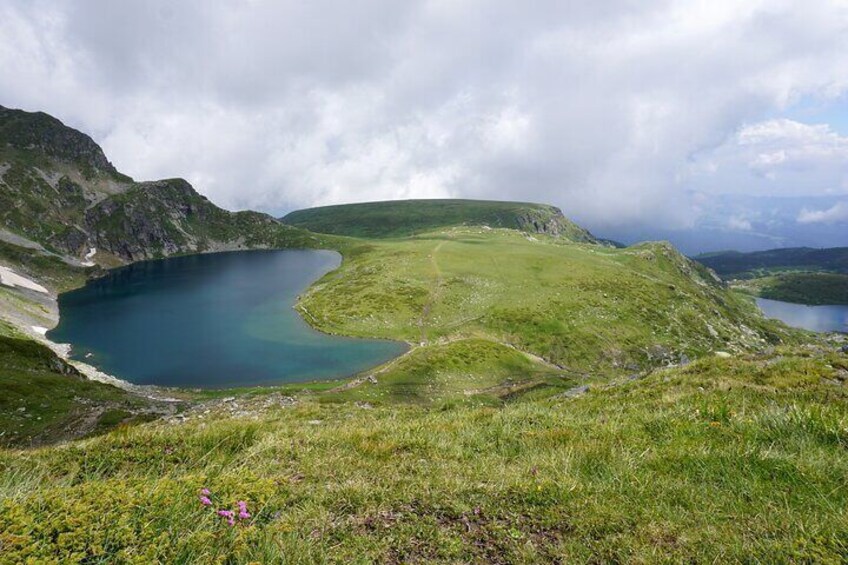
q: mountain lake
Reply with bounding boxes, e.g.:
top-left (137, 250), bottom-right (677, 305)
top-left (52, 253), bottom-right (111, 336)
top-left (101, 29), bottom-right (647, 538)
top-left (756, 297), bottom-right (848, 334)
top-left (49, 250), bottom-right (407, 388)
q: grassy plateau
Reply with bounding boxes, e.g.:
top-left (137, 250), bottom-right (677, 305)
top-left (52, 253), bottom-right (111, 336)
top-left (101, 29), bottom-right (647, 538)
top-left (281, 199), bottom-right (599, 243)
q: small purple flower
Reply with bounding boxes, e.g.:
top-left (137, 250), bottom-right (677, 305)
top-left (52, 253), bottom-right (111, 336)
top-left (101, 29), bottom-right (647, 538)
top-left (217, 509), bottom-right (236, 527)
top-left (199, 496), bottom-right (212, 506)
top-left (201, 488), bottom-right (211, 496)
top-left (237, 500), bottom-right (251, 520)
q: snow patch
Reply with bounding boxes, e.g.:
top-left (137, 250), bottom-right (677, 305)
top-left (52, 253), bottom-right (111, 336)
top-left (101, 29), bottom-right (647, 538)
top-left (81, 247), bottom-right (97, 267)
top-left (0, 265), bottom-right (49, 293)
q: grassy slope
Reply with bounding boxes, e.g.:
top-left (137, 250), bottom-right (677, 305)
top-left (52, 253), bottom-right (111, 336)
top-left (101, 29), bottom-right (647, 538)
top-left (300, 228), bottom-right (796, 384)
top-left (319, 338), bottom-right (573, 406)
top-left (281, 199), bottom-right (598, 242)
top-left (0, 332), bottom-right (159, 447)
top-left (732, 272), bottom-right (848, 305)
top-left (1, 347), bottom-right (847, 562)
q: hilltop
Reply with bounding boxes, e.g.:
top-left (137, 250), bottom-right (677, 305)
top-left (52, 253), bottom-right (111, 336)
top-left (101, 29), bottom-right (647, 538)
top-left (281, 199), bottom-right (600, 242)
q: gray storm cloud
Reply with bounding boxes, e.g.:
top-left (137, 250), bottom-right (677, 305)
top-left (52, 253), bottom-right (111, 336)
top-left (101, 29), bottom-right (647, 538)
top-left (2, 0), bottom-right (848, 234)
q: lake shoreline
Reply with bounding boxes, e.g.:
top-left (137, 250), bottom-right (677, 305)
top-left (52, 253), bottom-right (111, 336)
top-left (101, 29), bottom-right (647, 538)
top-left (2, 248), bottom-right (403, 399)
top-left (756, 297), bottom-right (848, 334)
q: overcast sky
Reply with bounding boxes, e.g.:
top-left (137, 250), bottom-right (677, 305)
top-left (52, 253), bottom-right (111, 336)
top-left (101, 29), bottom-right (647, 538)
top-left (2, 0), bottom-right (848, 244)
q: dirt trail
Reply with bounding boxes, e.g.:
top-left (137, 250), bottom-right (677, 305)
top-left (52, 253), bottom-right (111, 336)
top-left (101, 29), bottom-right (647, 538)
top-left (416, 240), bottom-right (447, 345)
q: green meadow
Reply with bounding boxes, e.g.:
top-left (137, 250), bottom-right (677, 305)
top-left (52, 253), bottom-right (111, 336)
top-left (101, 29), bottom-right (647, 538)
top-left (301, 228), bottom-right (796, 380)
top-left (2, 347), bottom-right (847, 563)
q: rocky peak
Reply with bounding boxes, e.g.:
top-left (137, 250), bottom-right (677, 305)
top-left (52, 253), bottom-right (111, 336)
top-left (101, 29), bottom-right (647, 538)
top-left (0, 105), bottom-right (119, 177)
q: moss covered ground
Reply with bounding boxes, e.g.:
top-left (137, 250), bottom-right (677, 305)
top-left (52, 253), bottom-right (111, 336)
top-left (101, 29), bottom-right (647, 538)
top-left (2, 347), bottom-right (847, 563)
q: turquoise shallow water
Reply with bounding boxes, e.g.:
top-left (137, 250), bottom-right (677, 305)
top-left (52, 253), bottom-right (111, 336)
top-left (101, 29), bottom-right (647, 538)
top-left (756, 297), bottom-right (848, 333)
top-left (48, 250), bottom-right (407, 388)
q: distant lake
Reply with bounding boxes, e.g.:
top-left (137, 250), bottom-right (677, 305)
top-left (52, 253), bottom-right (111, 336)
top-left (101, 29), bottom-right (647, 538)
top-left (756, 297), bottom-right (848, 333)
top-left (49, 250), bottom-right (407, 388)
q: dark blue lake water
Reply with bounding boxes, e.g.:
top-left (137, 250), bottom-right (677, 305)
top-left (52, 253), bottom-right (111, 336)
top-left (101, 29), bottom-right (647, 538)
top-left (756, 297), bottom-right (848, 333)
top-left (48, 250), bottom-right (407, 388)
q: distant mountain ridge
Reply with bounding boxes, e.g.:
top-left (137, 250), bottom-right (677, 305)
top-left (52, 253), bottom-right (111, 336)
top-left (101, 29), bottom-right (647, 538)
top-left (281, 199), bottom-right (601, 243)
top-left (0, 105), bottom-right (315, 264)
top-left (695, 247), bottom-right (848, 278)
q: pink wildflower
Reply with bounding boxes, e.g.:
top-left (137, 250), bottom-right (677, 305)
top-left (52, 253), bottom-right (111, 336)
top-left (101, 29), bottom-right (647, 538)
top-left (237, 500), bottom-right (251, 520)
top-left (199, 496), bottom-right (212, 506)
top-left (201, 488), bottom-right (211, 496)
top-left (217, 509), bottom-right (236, 527)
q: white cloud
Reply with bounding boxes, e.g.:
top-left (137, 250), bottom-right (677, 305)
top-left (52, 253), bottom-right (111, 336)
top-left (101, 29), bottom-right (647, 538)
top-left (797, 201), bottom-right (848, 224)
top-left (689, 118), bottom-right (848, 198)
top-left (1, 0), bottom-right (848, 232)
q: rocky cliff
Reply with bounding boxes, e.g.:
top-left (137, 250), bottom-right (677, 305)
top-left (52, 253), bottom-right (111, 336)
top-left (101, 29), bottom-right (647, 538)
top-left (0, 105), bottom-right (316, 264)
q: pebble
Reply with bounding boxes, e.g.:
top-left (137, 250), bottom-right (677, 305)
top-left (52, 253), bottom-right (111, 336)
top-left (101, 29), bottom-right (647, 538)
top-left (562, 385), bottom-right (589, 398)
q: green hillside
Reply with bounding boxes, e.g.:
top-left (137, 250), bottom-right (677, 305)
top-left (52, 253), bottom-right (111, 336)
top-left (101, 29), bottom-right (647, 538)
top-left (0, 328), bottom-right (166, 447)
top-left (2, 345), bottom-right (847, 562)
top-left (300, 229), bottom-right (794, 385)
top-left (281, 199), bottom-right (599, 242)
